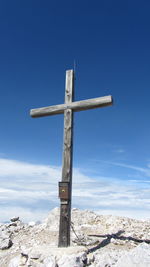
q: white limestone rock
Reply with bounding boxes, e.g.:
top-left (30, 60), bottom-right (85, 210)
top-left (28, 221), bottom-right (36, 227)
top-left (8, 256), bottom-right (20, 267)
top-left (0, 236), bottom-right (13, 250)
top-left (93, 249), bottom-right (123, 267)
top-left (0, 208), bottom-right (150, 267)
top-left (21, 245), bottom-right (31, 256)
top-left (115, 243), bottom-right (150, 267)
top-left (42, 256), bottom-right (57, 267)
top-left (57, 252), bottom-right (87, 267)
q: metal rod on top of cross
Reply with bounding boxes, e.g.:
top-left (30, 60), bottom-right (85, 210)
top-left (30, 69), bottom-right (113, 247)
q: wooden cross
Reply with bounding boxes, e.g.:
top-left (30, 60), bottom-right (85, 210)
top-left (30, 69), bottom-right (113, 247)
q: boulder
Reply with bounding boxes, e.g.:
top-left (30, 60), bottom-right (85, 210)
top-left (10, 217), bottom-right (19, 222)
top-left (0, 237), bottom-right (13, 250)
top-left (115, 243), bottom-right (150, 267)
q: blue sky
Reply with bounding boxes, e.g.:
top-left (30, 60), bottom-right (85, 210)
top-left (0, 0), bottom-right (150, 222)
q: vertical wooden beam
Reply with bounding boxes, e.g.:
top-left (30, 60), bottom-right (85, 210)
top-left (58, 70), bottom-right (74, 247)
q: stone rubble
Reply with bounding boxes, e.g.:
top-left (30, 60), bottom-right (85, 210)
top-left (0, 208), bottom-right (150, 266)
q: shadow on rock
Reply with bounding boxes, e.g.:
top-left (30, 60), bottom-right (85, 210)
top-left (87, 230), bottom-right (150, 253)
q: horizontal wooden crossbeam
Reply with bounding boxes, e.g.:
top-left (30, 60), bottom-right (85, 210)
top-left (30, 95), bottom-right (113, 118)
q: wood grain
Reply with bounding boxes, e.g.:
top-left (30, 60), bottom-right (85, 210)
top-left (58, 70), bottom-right (74, 247)
top-left (30, 68), bottom-right (114, 248)
top-left (30, 95), bottom-right (113, 118)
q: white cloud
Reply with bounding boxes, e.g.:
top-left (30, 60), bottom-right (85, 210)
top-left (115, 162), bottom-right (150, 175)
top-left (1, 206), bottom-right (48, 223)
top-left (114, 149), bottom-right (125, 153)
top-left (0, 158), bottom-right (60, 178)
top-left (101, 160), bottom-right (150, 177)
top-left (0, 158), bottom-right (150, 222)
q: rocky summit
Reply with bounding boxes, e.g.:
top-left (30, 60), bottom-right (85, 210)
top-left (0, 208), bottom-right (150, 267)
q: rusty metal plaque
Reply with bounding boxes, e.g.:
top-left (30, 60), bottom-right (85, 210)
top-left (59, 182), bottom-right (70, 200)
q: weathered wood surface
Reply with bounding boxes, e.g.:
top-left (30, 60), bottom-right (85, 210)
top-left (30, 95), bottom-right (113, 118)
top-left (30, 68), bottom-right (114, 248)
top-left (58, 70), bottom-right (74, 247)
